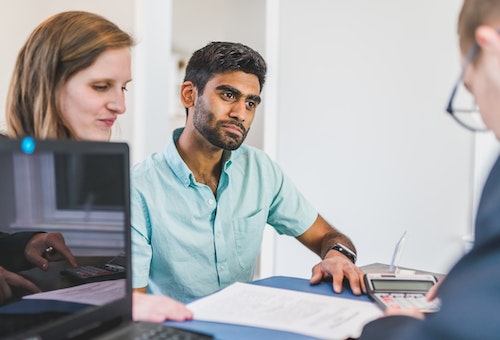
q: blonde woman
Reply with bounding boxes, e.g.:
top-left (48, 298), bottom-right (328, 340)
top-left (5, 10), bottom-right (192, 322)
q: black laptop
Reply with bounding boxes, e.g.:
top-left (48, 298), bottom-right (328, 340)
top-left (0, 138), bottom-right (212, 340)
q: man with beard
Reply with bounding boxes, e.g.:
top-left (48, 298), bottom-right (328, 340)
top-left (131, 42), bottom-right (364, 303)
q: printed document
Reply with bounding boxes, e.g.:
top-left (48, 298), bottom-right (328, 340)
top-left (187, 282), bottom-right (382, 340)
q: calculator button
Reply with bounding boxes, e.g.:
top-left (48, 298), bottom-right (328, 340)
top-left (376, 293), bottom-right (440, 312)
top-left (381, 295), bottom-right (394, 302)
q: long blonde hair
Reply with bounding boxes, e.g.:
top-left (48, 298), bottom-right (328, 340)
top-left (6, 11), bottom-right (134, 139)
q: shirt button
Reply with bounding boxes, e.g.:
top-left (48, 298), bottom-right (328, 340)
top-left (207, 199), bottom-right (214, 205)
top-left (220, 265), bottom-right (225, 270)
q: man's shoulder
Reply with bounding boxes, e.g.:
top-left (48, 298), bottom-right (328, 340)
top-left (231, 145), bottom-right (283, 178)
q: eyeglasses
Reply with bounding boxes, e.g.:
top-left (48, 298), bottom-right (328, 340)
top-left (446, 43), bottom-right (488, 132)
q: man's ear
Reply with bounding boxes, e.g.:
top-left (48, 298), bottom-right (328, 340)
top-left (180, 81), bottom-right (196, 108)
top-left (476, 25), bottom-right (500, 55)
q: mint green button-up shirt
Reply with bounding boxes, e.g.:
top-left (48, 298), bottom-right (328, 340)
top-left (131, 128), bottom-right (317, 303)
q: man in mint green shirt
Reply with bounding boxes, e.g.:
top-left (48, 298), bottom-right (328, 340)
top-left (131, 42), bottom-right (364, 303)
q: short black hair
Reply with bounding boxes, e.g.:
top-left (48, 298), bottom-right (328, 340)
top-left (184, 41), bottom-right (267, 95)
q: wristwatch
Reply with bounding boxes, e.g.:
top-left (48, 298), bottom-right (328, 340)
top-left (328, 243), bottom-right (357, 264)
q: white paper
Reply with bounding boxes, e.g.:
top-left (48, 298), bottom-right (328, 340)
top-left (23, 279), bottom-right (125, 306)
top-left (187, 282), bottom-right (382, 340)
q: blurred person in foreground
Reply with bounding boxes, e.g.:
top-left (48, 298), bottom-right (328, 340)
top-left (360, 0), bottom-right (500, 338)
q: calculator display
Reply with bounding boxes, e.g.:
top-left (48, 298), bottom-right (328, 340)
top-left (371, 279), bottom-right (434, 292)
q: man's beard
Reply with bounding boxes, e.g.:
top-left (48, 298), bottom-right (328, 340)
top-left (193, 99), bottom-right (249, 150)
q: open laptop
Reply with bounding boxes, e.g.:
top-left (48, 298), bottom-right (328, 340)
top-left (0, 138), bottom-right (212, 339)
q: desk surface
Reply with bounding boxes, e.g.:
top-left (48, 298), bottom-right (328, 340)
top-left (166, 264), bottom-right (443, 339)
top-left (166, 276), bottom-right (372, 340)
top-left (11, 263), bottom-right (440, 339)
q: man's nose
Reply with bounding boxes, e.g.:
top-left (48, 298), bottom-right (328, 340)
top-left (229, 100), bottom-right (247, 121)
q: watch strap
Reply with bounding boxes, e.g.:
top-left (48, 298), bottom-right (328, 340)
top-left (328, 243), bottom-right (357, 263)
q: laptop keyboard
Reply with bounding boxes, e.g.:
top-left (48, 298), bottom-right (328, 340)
top-left (99, 322), bottom-right (214, 340)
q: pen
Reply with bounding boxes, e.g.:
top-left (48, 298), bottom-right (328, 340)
top-left (389, 231), bottom-right (406, 272)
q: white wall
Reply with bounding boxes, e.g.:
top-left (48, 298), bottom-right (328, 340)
top-left (132, 0), bottom-right (172, 164)
top-left (269, 0), bottom-right (473, 276)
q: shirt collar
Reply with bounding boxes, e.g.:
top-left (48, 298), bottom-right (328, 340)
top-left (164, 128), bottom-right (234, 186)
top-left (164, 128), bottom-right (193, 187)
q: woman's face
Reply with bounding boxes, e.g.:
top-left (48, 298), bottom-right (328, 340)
top-left (59, 47), bottom-right (132, 141)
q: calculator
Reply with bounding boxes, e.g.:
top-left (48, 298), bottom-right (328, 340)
top-left (61, 255), bottom-right (126, 283)
top-left (364, 273), bottom-right (441, 313)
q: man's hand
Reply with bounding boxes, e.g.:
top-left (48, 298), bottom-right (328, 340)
top-left (132, 291), bottom-right (193, 323)
top-left (24, 233), bottom-right (78, 271)
top-left (0, 266), bottom-right (40, 305)
top-left (310, 250), bottom-right (366, 295)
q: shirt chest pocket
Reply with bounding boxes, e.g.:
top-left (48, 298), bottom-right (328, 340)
top-left (232, 209), bottom-right (266, 270)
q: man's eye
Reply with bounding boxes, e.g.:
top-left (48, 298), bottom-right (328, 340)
top-left (223, 92), bottom-right (235, 100)
top-left (246, 101), bottom-right (257, 110)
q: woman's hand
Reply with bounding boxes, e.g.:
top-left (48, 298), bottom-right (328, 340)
top-left (0, 266), bottom-right (40, 304)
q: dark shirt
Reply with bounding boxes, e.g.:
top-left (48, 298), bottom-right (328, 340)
top-left (0, 232), bottom-right (43, 272)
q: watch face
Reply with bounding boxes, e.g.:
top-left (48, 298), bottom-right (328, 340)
top-left (332, 244), bottom-right (356, 263)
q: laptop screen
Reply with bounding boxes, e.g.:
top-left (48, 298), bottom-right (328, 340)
top-left (0, 138), bottom-right (132, 339)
